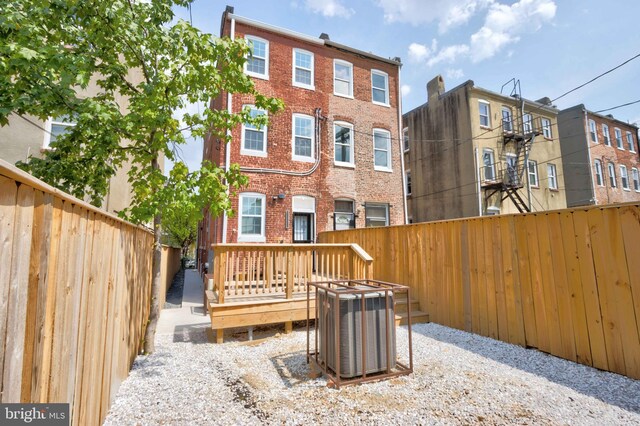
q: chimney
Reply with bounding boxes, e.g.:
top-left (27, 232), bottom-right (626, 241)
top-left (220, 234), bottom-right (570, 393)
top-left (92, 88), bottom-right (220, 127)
top-left (319, 33), bottom-right (330, 40)
top-left (536, 96), bottom-right (552, 106)
top-left (427, 75), bottom-right (445, 103)
top-left (225, 5), bottom-right (234, 13)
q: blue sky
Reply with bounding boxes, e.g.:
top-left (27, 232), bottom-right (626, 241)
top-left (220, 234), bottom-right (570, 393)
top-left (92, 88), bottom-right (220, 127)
top-left (170, 0), bottom-right (640, 171)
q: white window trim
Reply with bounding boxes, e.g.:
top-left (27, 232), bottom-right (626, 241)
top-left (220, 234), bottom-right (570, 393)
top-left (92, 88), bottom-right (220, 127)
top-left (603, 124), bottom-right (611, 146)
top-left (403, 127), bottom-right (409, 152)
top-left (405, 169), bottom-right (411, 196)
top-left (541, 118), bottom-right (552, 139)
top-left (43, 117), bottom-right (76, 149)
top-left (502, 106), bottom-right (513, 133)
top-left (620, 165), bottom-right (630, 190)
top-left (594, 160), bottom-right (604, 187)
top-left (615, 128), bottom-right (624, 150)
top-left (589, 119), bottom-right (598, 143)
top-left (371, 69), bottom-right (390, 107)
top-left (240, 105), bottom-right (268, 158)
top-left (632, 167), bottom-right (640, 192)
top-left (483, 148), bottom-right (496, 182)
top-left (528, 160), bottom-right (539, 187)
top-left (547, 164), bottom-right (558, 190)
top-left (627, 131), bottom-right (636, 152)
top-left (478, 100), bottom-right (491, 128)
top-left (244, 35), bottom-right (269, 80)
top-left (373, 128), bottom-right (392, 172)
top-left (333, 59), bottom-right (353, 99)
top-left (333, 121), bottom-right (354, 168)
top-left (523, 113), bottom-right (533, 134)
top-left (292, 48), bottom-right (314, 90)
top-left (608, 163), bottom-right (617, 188)
top-left (238, 192), bottom-right (266, 243)
top-left (291, 113), bottom-right (315, 163)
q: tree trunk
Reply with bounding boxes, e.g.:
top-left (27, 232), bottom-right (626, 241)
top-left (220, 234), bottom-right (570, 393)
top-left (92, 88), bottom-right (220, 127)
top-left (143, 158), bottom-right (162, 354)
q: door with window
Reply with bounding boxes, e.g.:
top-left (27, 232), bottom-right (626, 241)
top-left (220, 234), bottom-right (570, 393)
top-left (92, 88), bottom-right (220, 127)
top-left (293, 213), bottom-right (314, 243)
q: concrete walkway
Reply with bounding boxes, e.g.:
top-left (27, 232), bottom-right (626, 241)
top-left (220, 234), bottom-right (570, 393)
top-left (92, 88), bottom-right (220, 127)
top-left (156, 269), bottom-right (210, 342)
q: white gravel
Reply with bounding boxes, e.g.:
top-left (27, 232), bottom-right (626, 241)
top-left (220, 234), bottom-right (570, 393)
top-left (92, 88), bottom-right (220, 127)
top-left (104, 323), bottom-right (640, 425)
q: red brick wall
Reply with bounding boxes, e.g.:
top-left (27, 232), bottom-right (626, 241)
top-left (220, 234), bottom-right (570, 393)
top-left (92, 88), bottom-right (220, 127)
top-left (206, 18), bottom-right (405, 244)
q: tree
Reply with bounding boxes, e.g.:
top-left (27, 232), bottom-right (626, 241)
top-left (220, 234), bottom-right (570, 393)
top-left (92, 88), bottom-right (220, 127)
top-left (0, 0), bottom-right (283, 353)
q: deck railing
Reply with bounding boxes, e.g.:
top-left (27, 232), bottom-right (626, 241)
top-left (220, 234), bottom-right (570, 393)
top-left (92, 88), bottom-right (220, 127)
top-left (208, 244), bottom-right (373, 303)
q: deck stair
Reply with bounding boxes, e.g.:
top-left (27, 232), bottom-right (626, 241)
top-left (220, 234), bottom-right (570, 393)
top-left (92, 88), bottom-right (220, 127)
top-left (394, 293), bottom-right (430, 325)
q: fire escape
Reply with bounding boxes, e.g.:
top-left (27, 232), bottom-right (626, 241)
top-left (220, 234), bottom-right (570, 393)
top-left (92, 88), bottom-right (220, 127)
top-left (481, 79), bottom-right (539, 213)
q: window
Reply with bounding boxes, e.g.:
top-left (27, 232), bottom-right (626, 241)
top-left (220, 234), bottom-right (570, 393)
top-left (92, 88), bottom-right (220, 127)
top-left (502, 107), bottom-right (513, 132)
top-left (334, 122), bottom-right (354, 166)
top-left (505, 154), bottom-right (518, 185)
top-left (620, 165), bottom-right (629, 190)
top-left (547, 164), bottom-right (558, 190)
top-left (479, 101), bottom-right (490, 127)
top-left (334, 60), bottom-right (353, 97)
top-left (523, 113), bottom-right (533, 134)
top-left (293, 49), bottom-right (314, 89)
top-left (238, 193), bottom-right (266, 242)
top-left (371, 70), bottom-right (389, 105)
top-left (541, 118), bottom-right (552, 138)
top-left (334, 199), bottom-right (355, 230)
top-left (244, 36), bottom-right (268, 79)
top-left (594, 160), bottom-right (604, 186)
top-left (43, 115), bottom-right (76, 149)
top-left (589, 119), bottom-right (598, 143)
top-left (403, 127), bottom-right (409, 151)
top-left (482, 149), bottom-right (495, 181)
top-left (632, 168), bottom-right (640, 191)
top-left (602, 124), bottom-right (611, 146)
top-left (615, 128), bottom-right (623, 149)
top-left (292, 114), bottom-right (314, 162)
top-left (608, 162), bottom-right (616, 187)
top-left (405, 170), bottom-right (412, 195)
top-left (365, 203), bottom-right (389, 227)
top-left (241, 106), bottom-right (267, 157)
top-left (373, 129), bottom-right (392, 171)
top-left (627, 131), bottom-right (636, 152)
top-left (528, 160), bottom-right (539, 187)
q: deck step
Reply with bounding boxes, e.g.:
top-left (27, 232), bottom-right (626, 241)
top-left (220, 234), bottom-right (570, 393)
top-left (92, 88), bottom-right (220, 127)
top-left (394, 298), bottom-right (420, 314)
top-left (396, 310), bottom-right (429, 326)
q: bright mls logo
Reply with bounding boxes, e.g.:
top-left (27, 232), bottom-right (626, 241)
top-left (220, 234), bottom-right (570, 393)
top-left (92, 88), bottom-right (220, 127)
top-left (1, 404), bottom-right (69, 425)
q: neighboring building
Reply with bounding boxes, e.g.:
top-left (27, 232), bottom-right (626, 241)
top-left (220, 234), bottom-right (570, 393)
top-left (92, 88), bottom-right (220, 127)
top-left (403, 75), bottom-right (567, 222)
top-left (199, 6), bottom-right (405, 260)
top-left (558, 105), bottom-right (640, 207)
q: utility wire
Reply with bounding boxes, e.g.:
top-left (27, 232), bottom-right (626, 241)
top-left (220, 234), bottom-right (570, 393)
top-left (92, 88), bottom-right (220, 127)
top-left (594, 99), bottom-right (640, 114)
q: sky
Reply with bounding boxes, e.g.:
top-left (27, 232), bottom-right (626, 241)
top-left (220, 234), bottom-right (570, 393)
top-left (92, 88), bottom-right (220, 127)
top-left (169, 0), bottom-right (640, 172)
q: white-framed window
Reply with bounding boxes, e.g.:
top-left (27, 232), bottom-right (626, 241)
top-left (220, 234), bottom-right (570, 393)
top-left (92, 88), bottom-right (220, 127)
top-left (502, 106), bottom-right (513, 132)
top-left (371, 69), bottom-right (389, 106)
top-left (334, 59), bottom-right (353, 98)
top-left (594, 160), bottom-right (604, 186)
top-left (608, 162), bottom-right (617, 187)
top-left (589, 119), bottom-right (598, 143)
top-left (482, 148), bottom-right (496, 181)
top-left (43, 115), bottom-right (76, 149)
top-left (505, 154), bottom-right (518, 186)
top-left (632, 168), bottom-right (640, 191)
top-left (403, 127), bottom-right (409, 152)
top-left (373, 128), bottom-right (392, 171)
top-left (602, 124), bottom-right (611, 146)
top-left (292, 48), bottom-right (314, 89)
top-left (541, 118), bottom-right (552, 139)
top-left (547, 164), bottom-right (558, 190)
top-left (528, 160), bottom-right (539, 187)
top-left (405, 170), bottom-right (412, 195)
top-left (241, 105), bottom-right (267, 157)
top-left (238, 193), bottom-right (266, 242)
top-left (627, 131), bottom-right (636, 152)
top-left (620, 165), bottom-right (629, 190)
top-left (615, 128), bottom-right (623, 149)
top-left (292, 113), bottom-right (314, 162)
top-left (334, 122), bottom-right (354, 167)
top-left (334, 199), bottom-right (355, 230)
top-left (479, 101), bottom-right (490, 127)
top-left (523, 113), bottom-right (533, 134)
top-left (365, 203), bottom-right (389, 227)
top-left (244, 35), bottom-right (269, 80)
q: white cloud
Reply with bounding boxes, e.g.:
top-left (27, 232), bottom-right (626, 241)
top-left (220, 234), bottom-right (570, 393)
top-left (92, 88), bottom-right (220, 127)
top-left (446, 68), bottom-right (465, 80)
top-left (377, 0), bottom-right (492, 33)
top-left (427, 44), bottom-right (470, 67)
top-left (401, 84), bottom-right (412, 96)
top-left (408, 43), bottom-right (428, 62)
top-left (306, 0), bottom-right (354, 18)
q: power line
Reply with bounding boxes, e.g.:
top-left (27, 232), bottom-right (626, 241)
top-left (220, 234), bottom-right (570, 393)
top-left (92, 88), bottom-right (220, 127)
top-left (594, 99), bottom-right (640, 114)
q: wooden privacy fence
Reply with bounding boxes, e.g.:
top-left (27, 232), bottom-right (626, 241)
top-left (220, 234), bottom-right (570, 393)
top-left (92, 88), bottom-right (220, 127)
top-left (0, 159), bottom-right (153, 425)
top-left (319, 203), bottom-right (640, 380)
top-left (208, 243), bottom-right (373, 303)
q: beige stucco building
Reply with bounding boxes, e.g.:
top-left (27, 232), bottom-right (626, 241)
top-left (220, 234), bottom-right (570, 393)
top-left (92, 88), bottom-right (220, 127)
top-left (404, 75), bottom-right (567, 222)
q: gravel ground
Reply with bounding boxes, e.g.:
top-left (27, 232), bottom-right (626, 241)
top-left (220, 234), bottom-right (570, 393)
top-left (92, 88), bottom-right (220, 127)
top-left (104, 323), bottom-right (640, 425)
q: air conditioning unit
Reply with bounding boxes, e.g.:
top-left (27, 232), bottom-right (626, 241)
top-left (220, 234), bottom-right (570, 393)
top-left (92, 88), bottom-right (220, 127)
top-left (317, 286), bottom-right (396, 378)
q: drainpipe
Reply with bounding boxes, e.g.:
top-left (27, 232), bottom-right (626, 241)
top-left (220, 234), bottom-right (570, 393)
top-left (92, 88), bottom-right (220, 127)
top-left (474, 147), bottom-right (482, 216)
top-left (584, 108), bottom-right (597, 205)
top-left (221, 15), bottom-right (236, 244)
top-left (397, 64), bottom-right (408, 224)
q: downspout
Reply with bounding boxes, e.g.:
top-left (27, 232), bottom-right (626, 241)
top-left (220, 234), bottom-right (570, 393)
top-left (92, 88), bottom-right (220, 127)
top-left (397, 63), bottom-right (408, 224)
top-left (523, 97), bottom-right (532, 212)
top-left (474, 147), bottom-right (482, 216)
top-left (584, 108), bottom-right (597, 205)
top-left (222, 15), bottom-right (236, 244)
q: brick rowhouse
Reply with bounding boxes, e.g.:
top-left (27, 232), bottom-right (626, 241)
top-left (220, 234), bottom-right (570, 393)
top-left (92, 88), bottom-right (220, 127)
top-left (198, 7), bottom-right (406, 265)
